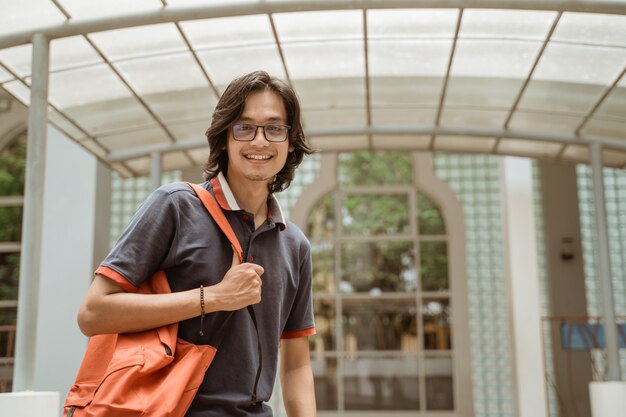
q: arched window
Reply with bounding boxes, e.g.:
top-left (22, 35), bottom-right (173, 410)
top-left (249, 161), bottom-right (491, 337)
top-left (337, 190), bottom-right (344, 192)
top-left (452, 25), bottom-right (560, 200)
top-left (302, 151), bottom-right (471, 414)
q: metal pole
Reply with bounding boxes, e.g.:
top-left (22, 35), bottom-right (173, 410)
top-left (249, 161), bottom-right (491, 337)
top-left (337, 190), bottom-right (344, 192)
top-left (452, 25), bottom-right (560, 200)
top-left (590, 142), bottom-right (621, 381)
top-left (150, 151), bottom-right (162, 190)
top-left (13, 32), bottom-right (50, 391)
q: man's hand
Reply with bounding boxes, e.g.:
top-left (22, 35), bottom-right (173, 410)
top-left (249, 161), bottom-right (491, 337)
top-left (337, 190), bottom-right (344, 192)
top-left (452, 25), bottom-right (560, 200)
top-left (206, 249), bottom-right (264, 311)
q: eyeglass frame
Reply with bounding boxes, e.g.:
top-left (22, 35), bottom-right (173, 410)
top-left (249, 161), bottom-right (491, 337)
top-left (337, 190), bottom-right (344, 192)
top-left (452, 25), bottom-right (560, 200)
top-left (230, 123), bottom-right (292, 143)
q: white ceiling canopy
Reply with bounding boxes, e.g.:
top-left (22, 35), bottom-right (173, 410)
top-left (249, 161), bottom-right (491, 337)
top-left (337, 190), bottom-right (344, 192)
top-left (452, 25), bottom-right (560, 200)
top-left (1, 0), bottom-right (625, 176)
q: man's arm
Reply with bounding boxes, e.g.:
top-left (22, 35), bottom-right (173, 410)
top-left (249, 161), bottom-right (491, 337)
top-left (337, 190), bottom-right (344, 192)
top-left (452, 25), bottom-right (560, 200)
top-left (280, 337), bottom-right (316, 417)
top-left (78, 251), bottom-right (263, 336)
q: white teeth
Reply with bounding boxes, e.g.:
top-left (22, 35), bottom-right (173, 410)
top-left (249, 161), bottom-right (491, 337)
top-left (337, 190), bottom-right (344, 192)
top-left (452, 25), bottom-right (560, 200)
top-left (245, 154), bottom-right (271, 160)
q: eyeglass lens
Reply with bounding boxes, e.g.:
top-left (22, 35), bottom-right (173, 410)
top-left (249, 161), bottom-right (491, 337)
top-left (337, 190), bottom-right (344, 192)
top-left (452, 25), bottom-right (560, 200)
top-left (233, 124), bottom-right (289, 142)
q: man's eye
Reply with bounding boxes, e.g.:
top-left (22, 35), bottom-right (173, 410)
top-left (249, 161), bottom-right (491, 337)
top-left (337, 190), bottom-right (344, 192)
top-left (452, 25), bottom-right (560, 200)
top-left (238, 124), bottom-right (255, 132)
top-left (266, 125), bottom-right (282, 133)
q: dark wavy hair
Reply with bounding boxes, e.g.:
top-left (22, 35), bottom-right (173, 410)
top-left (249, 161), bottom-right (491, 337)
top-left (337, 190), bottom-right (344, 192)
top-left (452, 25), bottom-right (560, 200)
top-left (203, 71), bottom-right (315, 193)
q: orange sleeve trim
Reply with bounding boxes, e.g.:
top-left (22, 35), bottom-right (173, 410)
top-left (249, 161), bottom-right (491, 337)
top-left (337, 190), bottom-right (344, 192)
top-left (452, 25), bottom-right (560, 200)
top-left (95, 266), bottom-right (138, 293)
top-left (281, 326), bottom-right (316, 339)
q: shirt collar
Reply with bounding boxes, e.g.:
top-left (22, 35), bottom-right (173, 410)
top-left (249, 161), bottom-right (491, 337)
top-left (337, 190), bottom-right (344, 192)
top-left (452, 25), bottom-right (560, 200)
top-left (210, 172), bottom-right (287, 231)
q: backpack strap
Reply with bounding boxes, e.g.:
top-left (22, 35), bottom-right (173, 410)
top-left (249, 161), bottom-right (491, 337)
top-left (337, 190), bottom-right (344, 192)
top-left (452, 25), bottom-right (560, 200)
top-left (186, 182), bottom-right (262, 405)
top-left (185, 182), bottom-right (243, 263)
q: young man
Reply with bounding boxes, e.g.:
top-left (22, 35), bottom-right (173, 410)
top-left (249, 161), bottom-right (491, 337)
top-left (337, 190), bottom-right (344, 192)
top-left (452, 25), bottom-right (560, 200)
top-left (77, 71), bottom-right (317, 416)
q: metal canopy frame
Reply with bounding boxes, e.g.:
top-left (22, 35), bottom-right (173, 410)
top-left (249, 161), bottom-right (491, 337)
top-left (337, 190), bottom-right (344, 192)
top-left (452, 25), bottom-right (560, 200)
top-left (0, 0), bottom-right (625, 171)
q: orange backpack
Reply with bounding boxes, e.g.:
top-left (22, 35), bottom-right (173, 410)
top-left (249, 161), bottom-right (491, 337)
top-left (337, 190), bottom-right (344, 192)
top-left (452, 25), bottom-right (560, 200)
top-left (63, 183), bottom-right (243, 417)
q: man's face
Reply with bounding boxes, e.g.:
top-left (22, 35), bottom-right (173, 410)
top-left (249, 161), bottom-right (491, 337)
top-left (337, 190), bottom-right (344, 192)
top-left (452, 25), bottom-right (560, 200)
top-left (226, 90), bottom-right (294, 188)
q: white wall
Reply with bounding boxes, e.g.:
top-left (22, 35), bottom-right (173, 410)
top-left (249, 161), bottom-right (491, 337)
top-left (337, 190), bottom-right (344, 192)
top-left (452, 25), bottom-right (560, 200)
top-left (32, 126), bottom-right (110, 415)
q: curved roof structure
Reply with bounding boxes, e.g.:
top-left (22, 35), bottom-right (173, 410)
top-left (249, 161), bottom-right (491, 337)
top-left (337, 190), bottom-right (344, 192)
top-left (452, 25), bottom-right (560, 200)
top-left (1, 0), bottom-right (625, 176)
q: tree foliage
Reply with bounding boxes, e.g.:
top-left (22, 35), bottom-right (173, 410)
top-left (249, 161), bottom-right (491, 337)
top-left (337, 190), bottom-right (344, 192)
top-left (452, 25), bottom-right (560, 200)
top-left (0, 132), bottom-right (26, 300)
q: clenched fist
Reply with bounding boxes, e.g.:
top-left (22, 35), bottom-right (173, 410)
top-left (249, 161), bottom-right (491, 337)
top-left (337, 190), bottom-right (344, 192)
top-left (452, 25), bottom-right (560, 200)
top-left (206, 248), bottom-right (264, 311)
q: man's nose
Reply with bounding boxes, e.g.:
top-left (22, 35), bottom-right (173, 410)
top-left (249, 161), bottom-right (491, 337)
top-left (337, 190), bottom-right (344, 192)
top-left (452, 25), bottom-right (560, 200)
top-left (251, 126), bottom-right (269, 144)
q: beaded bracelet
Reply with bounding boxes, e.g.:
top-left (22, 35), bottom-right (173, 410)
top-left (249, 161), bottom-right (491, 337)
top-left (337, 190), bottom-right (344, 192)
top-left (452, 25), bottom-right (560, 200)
top-left (199, 285), bottom-right (205, 336)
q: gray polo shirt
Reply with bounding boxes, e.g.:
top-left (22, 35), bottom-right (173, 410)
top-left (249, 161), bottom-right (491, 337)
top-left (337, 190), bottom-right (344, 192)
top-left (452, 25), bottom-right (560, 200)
top-left (96, 172), bottom-right (315, 416)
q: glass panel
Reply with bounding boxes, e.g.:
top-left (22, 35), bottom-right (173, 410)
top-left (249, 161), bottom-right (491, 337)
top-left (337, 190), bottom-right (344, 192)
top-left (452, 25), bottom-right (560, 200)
top-left (49, 64), bottom-right (134, 107)
top-left (294, 78), bottom-right (364, 107)
top-left (301, 108), bottom-right (366, 129)
top-left (368, 9), bottom-right (458, 39)
top-left (63, 98), bottom-right (154, 136)
top-left (169, 119), bottom-right (214, 142)
top-left (310, 299), bottom-right (336, 352)
top-left (344, 355), bottom-right (420, 410)
top-left (343, 298), bottom-right (417, 351)
top-left (0, 66), bottom-right (12, 83)
top-left (341, 241), bottom-right (415, 293)
top-left (115, 52), bottom-right (208, 94)
top-left (460, 9), bottom-right (556, 40)
top-left (518, 79), bottom-right (604, 113)
top-left (0, 45), bottom-right (33, 78)
top-left (425, 355), bottom-right (454, 410)
top-left (371, 77), bottom-right (442, 106)
top-left (445, 77), bottom-right (523, 108)
top-left (418, 192), bottom-right (445, 235)
top-left (0, 0), bottom-right (66, 37)
top-left (282, 41), bottom-right (364, 79)
top-left (182, 15), bottom-right (274, 49)
top-left (311, 357), bottom-right (338, 410)
top-left (89, 23), bottom-right (187, 61)
top-left (342, 194), bottom-right (409, 236)
top-left (197, 45), bottom-right (285, 88)
top-left (274, 10), bottom-right (362, 42)
top-left (420, 241), bottom-right (449, 291)
top-left (369, 40), bottom-right (452, 77)
top-left (50, 36), bottom-right (103, 71)
top-left (440, 107), bottom-right (509, 128)
top-left (311, 241), bottom-right (334, 293)
top-left (48, 107), bottom-right (89, 140)
top-left (338, 151), bottom-right (412, 186)
top-left (2, 81), bottom-right (30, 106)
top-left (59, 0), bottom-right (159, 19)
top-left (451, 40), bottom-right (542, 78)
top-left (554, 12), bottom-right (626, 47)
top-left (422, 298), bottom-right (452, 350)
top-left (98, 127), bottom-right (170, 152)
top-left (508, 110), bottom-right (584, 133)
top-left (142, 88), bottom-right (218, 124)
top-left (307, 194), bottom-right (334, 241)
top-left (533, 43), bottom-right (626, 85)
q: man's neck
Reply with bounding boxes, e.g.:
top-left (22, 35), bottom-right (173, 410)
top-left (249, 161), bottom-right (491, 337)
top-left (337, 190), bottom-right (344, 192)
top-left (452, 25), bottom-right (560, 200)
top-left (227, 177), bottom-right (270, 226)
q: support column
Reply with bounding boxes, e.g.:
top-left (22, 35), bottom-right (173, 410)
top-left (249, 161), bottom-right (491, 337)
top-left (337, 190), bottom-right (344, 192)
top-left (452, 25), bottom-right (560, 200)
top-left (589, 143), bottom-right (620, 381)
top-left (502, 157), bottom-right (547, 417)
top-left (13, 33), bottom-right (49, 392)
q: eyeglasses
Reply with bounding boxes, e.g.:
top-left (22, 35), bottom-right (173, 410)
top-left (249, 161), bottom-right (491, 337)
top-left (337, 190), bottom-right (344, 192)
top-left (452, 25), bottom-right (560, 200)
top-left (231, 123), bottom-right (291, 142)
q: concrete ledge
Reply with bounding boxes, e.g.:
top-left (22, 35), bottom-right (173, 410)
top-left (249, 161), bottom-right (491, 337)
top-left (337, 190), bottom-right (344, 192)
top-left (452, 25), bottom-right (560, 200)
top-left (590, 381), bottom-right (626, 417)
top-left (0, 391), bottom-right (60, 417)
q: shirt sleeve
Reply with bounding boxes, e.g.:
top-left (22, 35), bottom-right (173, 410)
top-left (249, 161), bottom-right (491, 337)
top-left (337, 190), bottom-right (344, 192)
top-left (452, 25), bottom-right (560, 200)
top-left (96, 186), bottom-right (180, 291)
top-left (281, 243), bottom-right (316, 339)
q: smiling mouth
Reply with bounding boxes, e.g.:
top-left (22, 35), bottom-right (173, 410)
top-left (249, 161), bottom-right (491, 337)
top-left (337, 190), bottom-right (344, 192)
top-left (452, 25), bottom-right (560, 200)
top-left (245, 154), bottom-right (272, 160)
